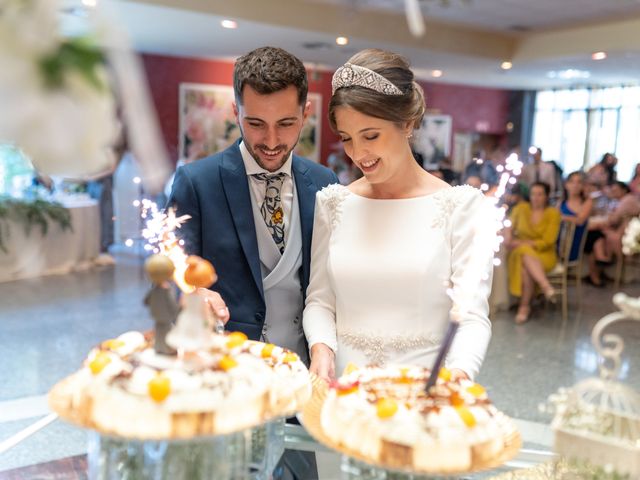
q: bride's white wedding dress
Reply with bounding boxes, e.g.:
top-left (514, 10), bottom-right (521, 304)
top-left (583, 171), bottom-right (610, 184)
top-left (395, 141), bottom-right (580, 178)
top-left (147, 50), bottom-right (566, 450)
top-left (303, 184), bottom-right (493, 380)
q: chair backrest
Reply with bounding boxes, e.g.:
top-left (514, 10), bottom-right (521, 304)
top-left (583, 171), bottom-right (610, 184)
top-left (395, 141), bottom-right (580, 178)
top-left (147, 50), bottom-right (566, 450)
top-left (557, 220), bottom-right (577, 268)
top-left (573, 220), bottom-right (588, 268)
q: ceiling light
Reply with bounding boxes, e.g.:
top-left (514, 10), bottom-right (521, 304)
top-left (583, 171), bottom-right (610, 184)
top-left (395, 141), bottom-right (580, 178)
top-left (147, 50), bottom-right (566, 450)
top-left (431, 69), bottom-right (443, 78)
top-left (221, 19), bottom-right (238, 29)
top-left (81, 0), bottom-right (97, 6)
top-left (592, 51), bottom-right (607, 61)
top-left (501, 61), bottom-right (513, 70)
top-left (546, 69), bottom-right (590, 80)
top-left (336, 36), bottom-right (349, 46)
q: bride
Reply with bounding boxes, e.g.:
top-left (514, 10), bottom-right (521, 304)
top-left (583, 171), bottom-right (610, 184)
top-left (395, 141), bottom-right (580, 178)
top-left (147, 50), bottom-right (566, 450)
top-left (303, 49), bottom-right (493, 383)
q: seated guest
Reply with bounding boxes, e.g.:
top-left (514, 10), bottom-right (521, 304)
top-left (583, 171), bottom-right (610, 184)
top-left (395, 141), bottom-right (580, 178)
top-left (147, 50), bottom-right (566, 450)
top-left (587, 152), bottom-right (617, 188)
top-left (585, 181), bottom-right (640, 286)
top-left (464, 175), bottom-right (482, 189)
top-left (630, 163), bottom-right (640, 196)
top-left (584, 178), bottom-right (610, 217)
top-left (559, 171), bottom-right (592, 262)
top-left (505, 182), bottom-right (561, 324)
top-left (504, 182), bottom-right (526, 214)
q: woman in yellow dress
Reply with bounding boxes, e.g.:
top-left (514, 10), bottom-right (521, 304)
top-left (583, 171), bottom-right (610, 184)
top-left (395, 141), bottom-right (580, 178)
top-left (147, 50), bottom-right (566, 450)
top-left (506, 182), bottom-right (561, 324)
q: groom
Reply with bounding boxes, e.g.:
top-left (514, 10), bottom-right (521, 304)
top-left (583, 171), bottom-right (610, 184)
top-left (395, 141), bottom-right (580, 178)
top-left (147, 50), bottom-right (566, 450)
top-left (167, 46), bottom-right (338, 365)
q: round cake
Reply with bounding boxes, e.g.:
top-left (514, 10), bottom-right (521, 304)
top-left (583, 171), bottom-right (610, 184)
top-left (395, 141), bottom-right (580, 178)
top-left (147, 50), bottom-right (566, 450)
top-left (319, 365), bottom-right (517, 473)
top-left (49, 330), bottom-right (311, 439)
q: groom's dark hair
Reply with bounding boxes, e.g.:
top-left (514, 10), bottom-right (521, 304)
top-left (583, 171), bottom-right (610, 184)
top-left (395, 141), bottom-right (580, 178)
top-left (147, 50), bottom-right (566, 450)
top-left (234, 46), bottom-right (308, 107)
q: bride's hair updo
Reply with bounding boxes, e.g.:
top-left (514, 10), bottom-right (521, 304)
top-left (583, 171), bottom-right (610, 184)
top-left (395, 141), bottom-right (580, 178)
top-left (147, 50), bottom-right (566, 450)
top-left (329, 48), bottom-right (426, 132)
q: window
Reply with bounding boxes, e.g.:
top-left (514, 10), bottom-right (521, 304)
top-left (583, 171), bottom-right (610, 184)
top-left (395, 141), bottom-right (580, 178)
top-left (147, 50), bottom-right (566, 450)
top-left (532, 86), bottom-right (640, 181)
top-left (0, 145), bottom-right (34, 196)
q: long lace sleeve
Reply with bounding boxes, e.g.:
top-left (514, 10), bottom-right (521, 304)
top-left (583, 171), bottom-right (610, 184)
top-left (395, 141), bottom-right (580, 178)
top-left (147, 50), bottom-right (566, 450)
top-left (445, 187), bottom-right (493, 380)
top-left (302, 187), bottom-right (344, 352)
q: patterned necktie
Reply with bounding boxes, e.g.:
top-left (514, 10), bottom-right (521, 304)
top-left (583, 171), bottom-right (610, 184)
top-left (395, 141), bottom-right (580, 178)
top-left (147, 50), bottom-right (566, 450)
top-left (253, 173), bottom-right (286, 254)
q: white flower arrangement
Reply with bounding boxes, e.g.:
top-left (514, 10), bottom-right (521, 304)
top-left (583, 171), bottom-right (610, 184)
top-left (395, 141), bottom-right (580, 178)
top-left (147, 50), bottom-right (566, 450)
top-left (0, 0), bottom-right (119, 178)
top-left (622, 217), bottom-right (640, 256)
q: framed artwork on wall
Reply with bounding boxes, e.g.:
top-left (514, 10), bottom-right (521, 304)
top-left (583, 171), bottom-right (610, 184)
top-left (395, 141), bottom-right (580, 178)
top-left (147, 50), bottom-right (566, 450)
top-left (179, 83), bottom-right (322, 162)
top-left (413, 114), bottom-right (452, 169)
top-left (178, 83), bottom-right (237, 161)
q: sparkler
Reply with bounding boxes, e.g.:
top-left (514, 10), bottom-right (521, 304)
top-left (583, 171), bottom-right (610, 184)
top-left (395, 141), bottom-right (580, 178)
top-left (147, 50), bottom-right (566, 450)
top-left (426, 153), bottom-right (523, 391)
top-left (139, 199), bottom-right (193, 293)
top-left (139, 201), bottom-right (226, 335)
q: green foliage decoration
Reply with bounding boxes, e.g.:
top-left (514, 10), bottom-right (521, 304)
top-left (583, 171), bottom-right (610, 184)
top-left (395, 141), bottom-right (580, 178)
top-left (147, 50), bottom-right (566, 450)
top-left (0, 197), bottom-right (72, 253)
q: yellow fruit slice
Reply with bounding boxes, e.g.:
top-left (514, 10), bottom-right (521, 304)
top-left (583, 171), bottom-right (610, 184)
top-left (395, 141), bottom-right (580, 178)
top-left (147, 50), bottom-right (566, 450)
top-left (342, 362), bottom-right (359, 375)
top-left (455, 406), bottom-right (477, 427)
top-left (226, 331), bottom-right (248, 349)
top-left (261, 344), bottom-right (275, 358)
top-left (101, 339), bottom-right (125, 350)
top-left (467, 383), bottom-right (486, 398)
top-left (148, 373), bottom-right (171, 403)
top-left (376, 398), bottom-right (399, 419)
top-left (89, 352), bottom-right (111, 375)
top-left (282, 353), bottom-right (298, 363)
top-left (219, 355), bottom-right (238, 371)
top-left (438, 367), bottom-right (451, 382)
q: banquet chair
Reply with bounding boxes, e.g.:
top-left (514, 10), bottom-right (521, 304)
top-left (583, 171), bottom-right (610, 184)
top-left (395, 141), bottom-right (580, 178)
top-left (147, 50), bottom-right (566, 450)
top-left (546, 220), bottom-right (585, 322)
top-left (614, 216), bottom-right (640, 289)
top-left (614, 248), bottom-right (640, 289)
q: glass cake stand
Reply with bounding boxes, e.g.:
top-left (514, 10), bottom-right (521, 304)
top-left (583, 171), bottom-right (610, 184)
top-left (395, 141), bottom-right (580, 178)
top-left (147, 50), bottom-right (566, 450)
top-left (84, 417), bottom-right (287, 480)
top-left (87, 430), bottom-right (250, 480)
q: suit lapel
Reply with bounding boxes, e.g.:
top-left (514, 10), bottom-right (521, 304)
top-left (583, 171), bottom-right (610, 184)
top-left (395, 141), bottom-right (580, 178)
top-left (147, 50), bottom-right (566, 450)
top-left (292, 157), bottom-right (316, 291)
top-left (220, 144), bottom-right (264, 299)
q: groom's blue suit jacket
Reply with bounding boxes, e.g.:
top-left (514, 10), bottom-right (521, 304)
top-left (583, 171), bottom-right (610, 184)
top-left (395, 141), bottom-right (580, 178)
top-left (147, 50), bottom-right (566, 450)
top-left (167, 140), bottom-right (338, 340)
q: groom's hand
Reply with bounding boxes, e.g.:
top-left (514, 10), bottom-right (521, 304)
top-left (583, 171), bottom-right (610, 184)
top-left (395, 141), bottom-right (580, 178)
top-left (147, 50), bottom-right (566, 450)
top-left (309, 343), bottom-right (335, 383)
top-left (197, 288), bottom-right (230, 324)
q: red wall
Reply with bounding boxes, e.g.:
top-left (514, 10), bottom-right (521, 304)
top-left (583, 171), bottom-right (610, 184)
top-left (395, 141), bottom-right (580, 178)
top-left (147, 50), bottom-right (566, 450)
top-left (419, 82), bottom-right (510, 137)
top-left (141, 53), bottom-right (509, 165)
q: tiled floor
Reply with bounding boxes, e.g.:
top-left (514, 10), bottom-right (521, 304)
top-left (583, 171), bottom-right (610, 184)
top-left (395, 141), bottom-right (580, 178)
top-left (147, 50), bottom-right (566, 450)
top-left (1, 256), bottom-right (639, 474)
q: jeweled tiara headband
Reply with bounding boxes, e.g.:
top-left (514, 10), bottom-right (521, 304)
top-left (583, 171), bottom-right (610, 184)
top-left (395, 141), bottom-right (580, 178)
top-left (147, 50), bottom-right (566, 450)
top-left (331, 63), bottom-right (404, 96)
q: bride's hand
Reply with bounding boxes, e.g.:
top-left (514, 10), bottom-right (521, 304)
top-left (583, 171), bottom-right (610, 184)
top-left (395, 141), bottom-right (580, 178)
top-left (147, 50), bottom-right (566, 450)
top-left (450, 368), bottom-right (470, 382)
top-left (309, 343), bottom-right (335, 383)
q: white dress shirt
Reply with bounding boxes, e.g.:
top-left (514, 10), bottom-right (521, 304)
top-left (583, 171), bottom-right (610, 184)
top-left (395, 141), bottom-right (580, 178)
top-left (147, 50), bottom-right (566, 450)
top-left (240, 141), bottom-right (294, 242)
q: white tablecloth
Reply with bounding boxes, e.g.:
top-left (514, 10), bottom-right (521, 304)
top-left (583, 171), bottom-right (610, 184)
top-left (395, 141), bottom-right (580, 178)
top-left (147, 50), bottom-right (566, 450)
top-left (0, 198), bottom-right (100, 282)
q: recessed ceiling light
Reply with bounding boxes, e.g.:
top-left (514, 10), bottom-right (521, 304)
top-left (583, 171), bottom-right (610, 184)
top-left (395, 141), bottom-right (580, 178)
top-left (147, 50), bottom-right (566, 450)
top-left (501, 61), bottom-right (513, 70)
top-left (592, 51), bottom-right (607, 61)
top-left (221, 19), bottom-right (238, 29)
top-left (431, 69), bottom-right (443, 78)
top-left (81, 0), bottom-right (97, 7)
top-left (336, 36), bottom-right (349, 46)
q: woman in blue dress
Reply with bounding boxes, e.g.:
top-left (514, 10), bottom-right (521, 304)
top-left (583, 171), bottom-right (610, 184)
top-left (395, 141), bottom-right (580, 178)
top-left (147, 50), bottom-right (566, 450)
top-left (559, 171), bottom-right (592, 264)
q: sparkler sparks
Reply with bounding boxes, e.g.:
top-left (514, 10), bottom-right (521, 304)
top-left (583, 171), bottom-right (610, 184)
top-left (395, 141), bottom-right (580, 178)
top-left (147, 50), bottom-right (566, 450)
top-left (427, 153), bottom-right (523, 391)
top-left (140, 200), bottom-right (193, 293)
top-left (450, 152), bottom-right (522, 318)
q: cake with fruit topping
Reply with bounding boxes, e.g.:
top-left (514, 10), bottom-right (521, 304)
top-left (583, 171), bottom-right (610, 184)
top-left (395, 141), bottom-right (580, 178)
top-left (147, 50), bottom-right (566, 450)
top-left (49, 329), bottom-right (311, 439)
top-left (320, 365), bottom-right (517, 472)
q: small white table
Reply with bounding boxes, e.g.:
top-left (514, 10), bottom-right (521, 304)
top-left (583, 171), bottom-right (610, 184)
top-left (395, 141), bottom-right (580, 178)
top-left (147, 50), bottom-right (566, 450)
top-left (0, 197), bottom-right (100, 283)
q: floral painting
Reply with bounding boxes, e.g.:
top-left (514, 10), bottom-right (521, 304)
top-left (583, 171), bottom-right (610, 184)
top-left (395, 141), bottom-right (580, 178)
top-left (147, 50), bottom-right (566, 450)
top-left (179, 83), bottom-right (321, 162)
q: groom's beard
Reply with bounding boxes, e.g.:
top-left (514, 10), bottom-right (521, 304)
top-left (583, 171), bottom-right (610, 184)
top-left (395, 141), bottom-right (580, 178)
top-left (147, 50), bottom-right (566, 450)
top-left (240, 130), bottom-right (299, 172)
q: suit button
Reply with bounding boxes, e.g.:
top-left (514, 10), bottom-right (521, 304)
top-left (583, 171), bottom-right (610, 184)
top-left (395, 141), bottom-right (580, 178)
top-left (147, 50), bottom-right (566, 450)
top-left (255, 313), bottom-right (264, 322)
